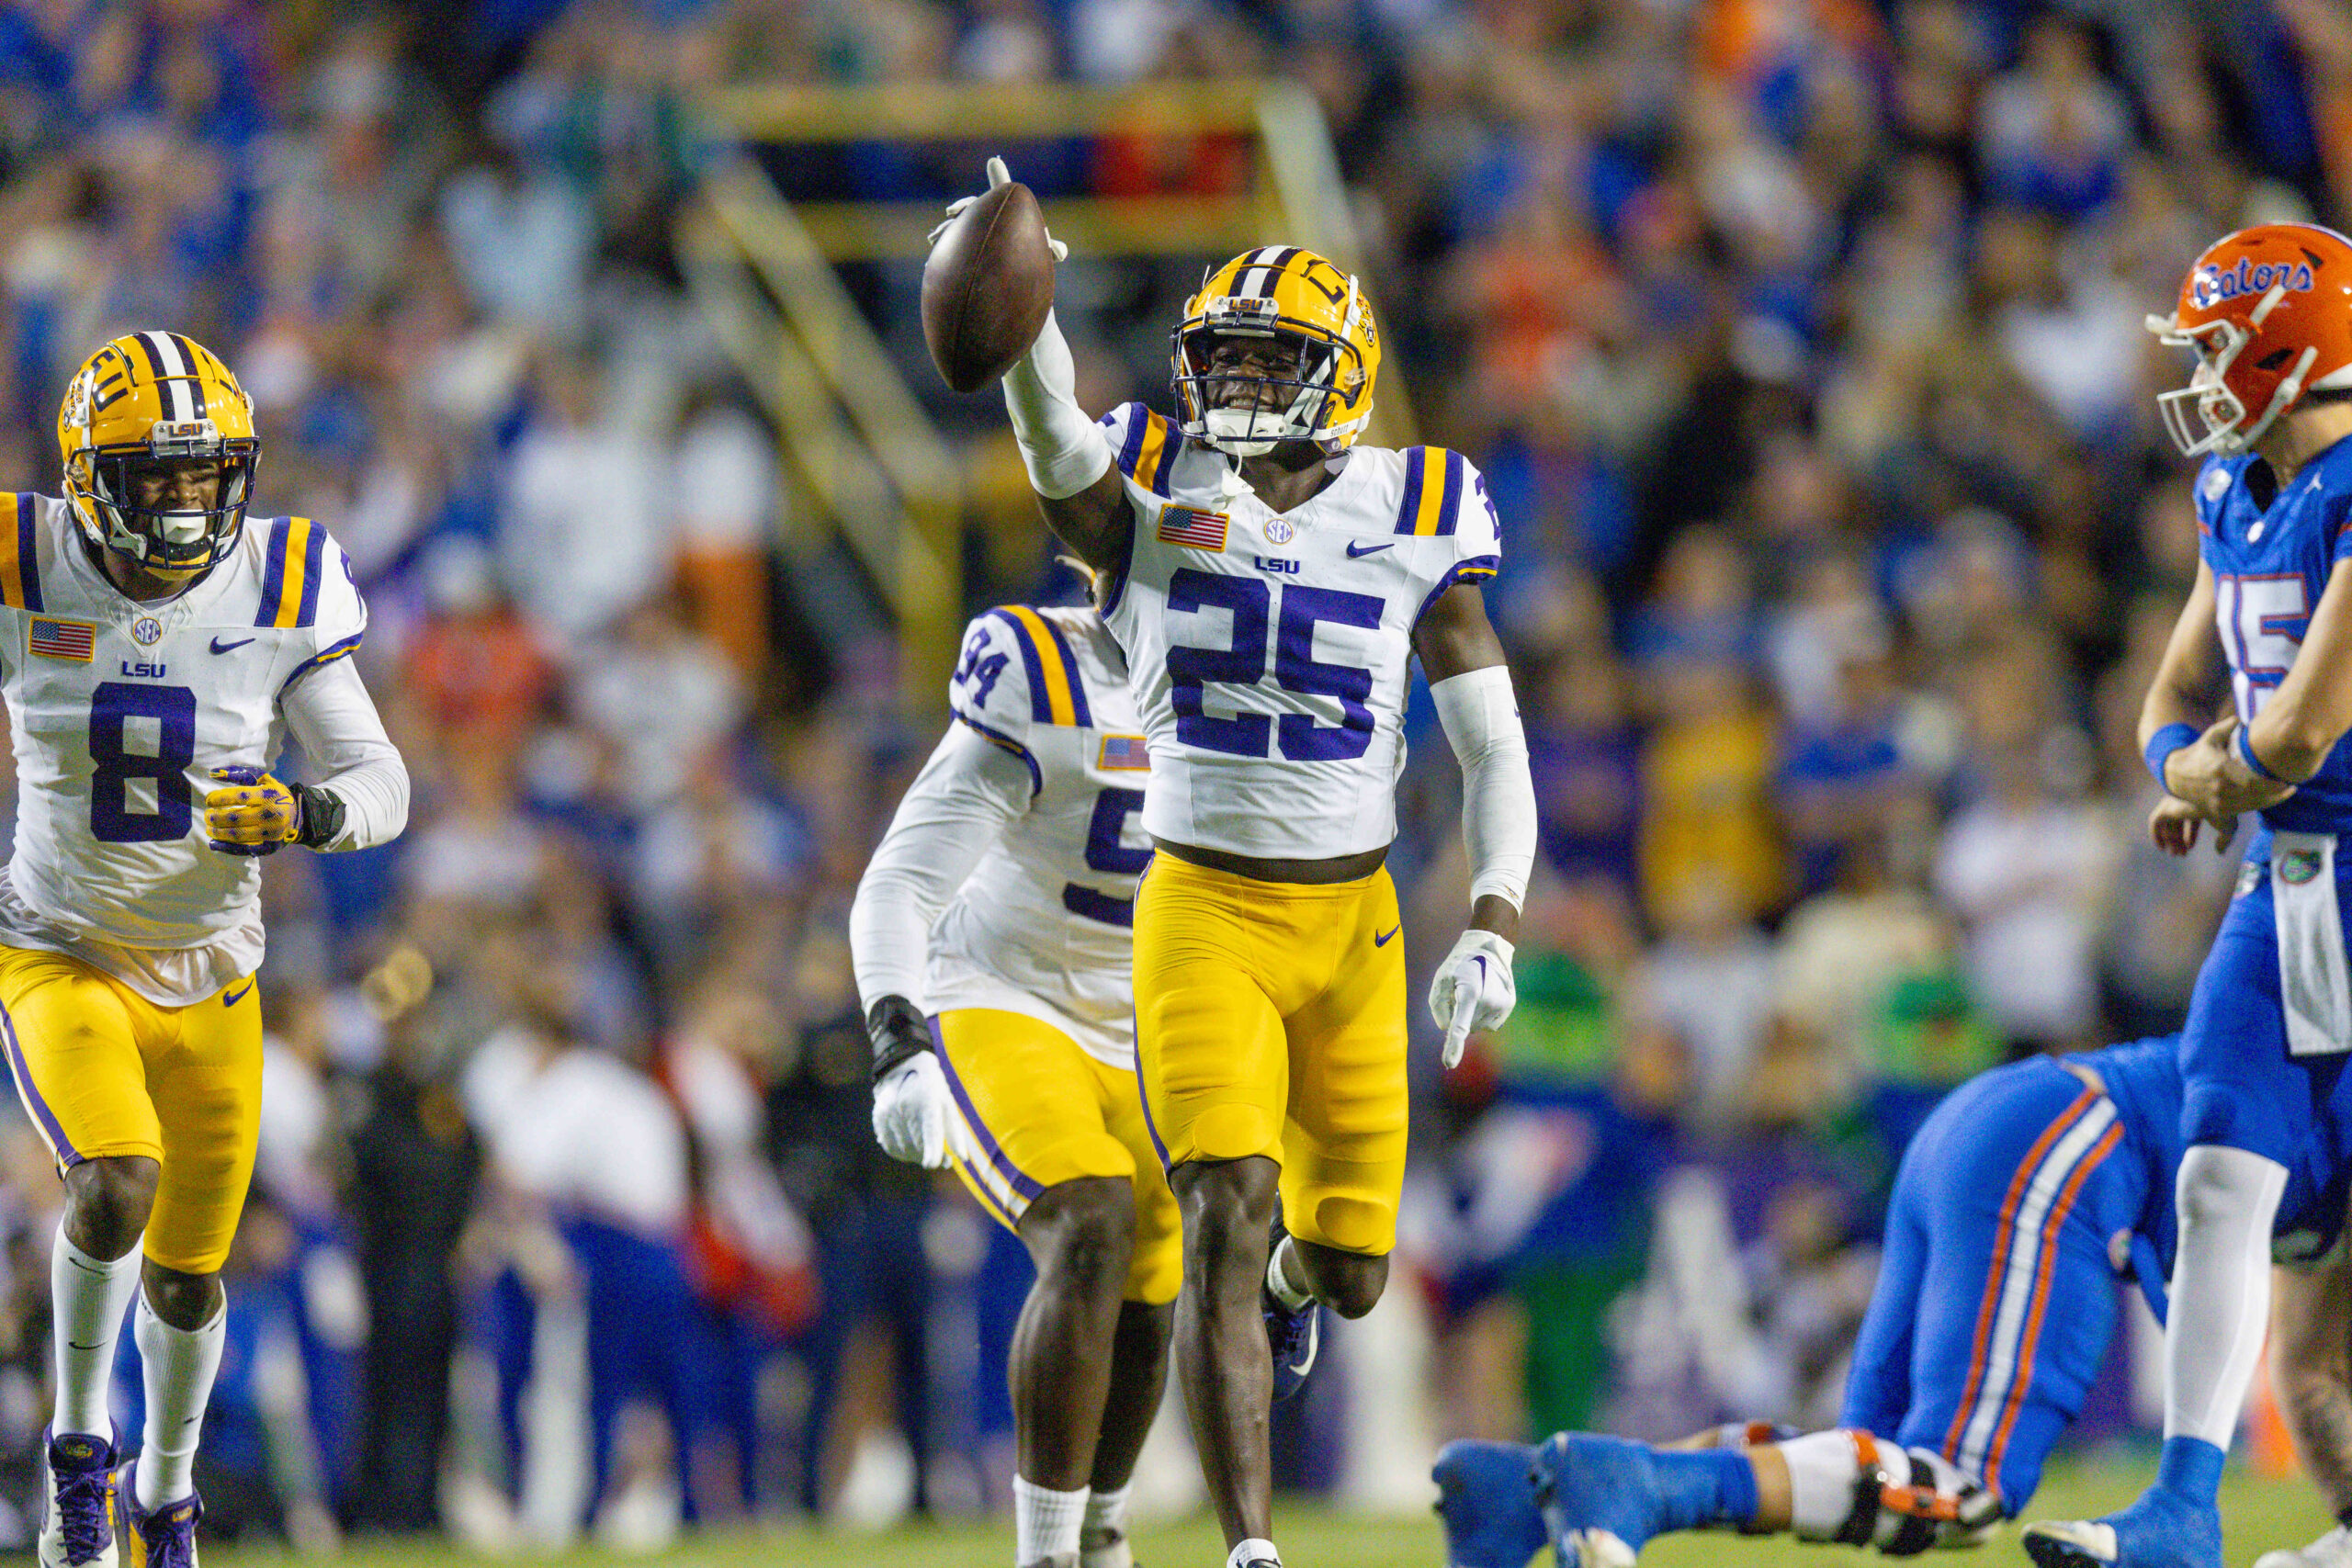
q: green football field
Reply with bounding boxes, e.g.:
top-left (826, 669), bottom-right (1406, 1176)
top-left (206, 1459), bottom-right (2335, 1567)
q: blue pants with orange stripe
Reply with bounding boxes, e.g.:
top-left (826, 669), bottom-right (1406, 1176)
top-left (1841, 1055), bottom-right (2145, 1515)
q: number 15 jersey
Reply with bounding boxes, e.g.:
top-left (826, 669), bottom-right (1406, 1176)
top-left (0, 492), bottom-right (367, 1001)
top-left (1095, 402), bottom-right (1500, 861)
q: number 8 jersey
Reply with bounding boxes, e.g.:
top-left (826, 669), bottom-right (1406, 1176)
top-left (1094, 402), bottom-right (1500, 860)
top-left (2195, 439), bottom-right (2352, 833)
top-left (0, 491), bottom-right (369, 1001)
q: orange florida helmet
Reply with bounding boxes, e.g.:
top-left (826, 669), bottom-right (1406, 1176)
top-left (2147, 224), bottom-right (2352, 458)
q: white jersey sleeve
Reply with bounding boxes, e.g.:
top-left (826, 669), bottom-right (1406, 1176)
top-left (1101, 435), bottom-right (1502, 860)
top-left (850, 716), bottom-right (1032, 1014)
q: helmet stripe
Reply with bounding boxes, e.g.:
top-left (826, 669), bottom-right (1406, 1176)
top-left (1236, 244), bottom-right (1293, 299)
top-left (165, 334), bottom-right (208, 418)
top-left (139, 332), bottom-right (193, 423)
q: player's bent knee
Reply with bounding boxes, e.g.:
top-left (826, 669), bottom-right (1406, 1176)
top-left (1298, 1239), bottom-right (1385, 1318)
top-left (62, 1155), bottom-right (161, 1258)
top-left (141, 1258), bottom-right (223, 1332)
top-left (1023, 1177), bottom-right (1136, 1292)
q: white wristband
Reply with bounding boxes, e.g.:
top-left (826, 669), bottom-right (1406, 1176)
top-left (1430, 664), bottom-right (1535, 909)
top-left (1002, 310), bottom-right (1114, 500)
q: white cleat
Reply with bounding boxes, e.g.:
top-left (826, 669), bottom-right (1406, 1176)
top-left (37, 1428), bottom-right (120, 1568)
top-left (2256, 1526), bottom-right (2352, 1568)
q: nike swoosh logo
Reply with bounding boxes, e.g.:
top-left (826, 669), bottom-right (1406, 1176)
top-left (1346, 541), bottom-right (1394, 558)
top-left (66, 1340), bottom-right (101, 1351)
top-left (209, 636), bottom-right (254, 654)
top-left (1374, 925), bottom-right (1400, 946)
top-left (222, 982), bottom-right (254, 1007)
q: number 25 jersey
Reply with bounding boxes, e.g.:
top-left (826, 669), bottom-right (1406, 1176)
top-left (1095, 402), bottom-right (1500, 861)
top-left (0, 492), bottom-right (366, 998)
top-left (2194, 438), bottom-right (2352, 834)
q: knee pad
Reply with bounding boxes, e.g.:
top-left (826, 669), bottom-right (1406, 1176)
top-left (1783, 1431), bottom-right (2000, 1556)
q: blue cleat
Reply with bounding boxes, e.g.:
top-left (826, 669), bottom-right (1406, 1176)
top-left (2022, 1484), bottom-right (2222, 1568)
top-left (1433, 1440), bottom-right (1545, 1568)
top-left (1532, 1434), bottom-right (1670, 1568)
top-left (1261, 1224), bottom-right (1320, 1403)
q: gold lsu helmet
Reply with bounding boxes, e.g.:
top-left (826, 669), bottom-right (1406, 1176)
top-left (57, 332), bottom-right (260, 578)
top-left (1171, 247), bottom-right (1379, 457)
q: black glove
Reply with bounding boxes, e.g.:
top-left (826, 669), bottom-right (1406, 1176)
top-left (865, 994), bottom-right (933, 1085)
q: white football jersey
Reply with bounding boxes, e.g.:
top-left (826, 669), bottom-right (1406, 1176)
top-left (927, 604), bottom-right (1151, 1067)
top-left (1096, 402), bottom-right (1500, 860)
top-left (0, 493), bottom-right (366, 998)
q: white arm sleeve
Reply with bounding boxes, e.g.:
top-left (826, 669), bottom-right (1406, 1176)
top-left (280, 658), bottom-right (409, 851)
top-left (1430, 664), bottom-right (1537, 908)
top-left (2166, 1144), bottom-right (2290, 1445)
top-left (1002, 310), bottom-right (1114, 500)
top-left (850, 721), bottom-right (1034, 1013)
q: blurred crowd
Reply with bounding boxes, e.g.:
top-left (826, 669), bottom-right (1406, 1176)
top-left (0, 0), bottom-right (2343, 1550)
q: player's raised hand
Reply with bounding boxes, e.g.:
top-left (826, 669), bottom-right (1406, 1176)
top-left (872, 1052), bottom-right (956, 1168)
top-left (203, 766), bottom-right (302, 855)
top-left (928, 156), bottom-right (1067, 261)
top-left (1430, 929), bottom-right (1518, 1068)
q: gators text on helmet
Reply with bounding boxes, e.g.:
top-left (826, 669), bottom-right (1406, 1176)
top-left (1171, 246), bottom-right (1379, 457)
top-left (56, 332), bottom-right (260, 579)
top-left (2147, 224), bottom-right (2352, 458)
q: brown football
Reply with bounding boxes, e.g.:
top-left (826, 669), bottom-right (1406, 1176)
top-left (922, 181), bottom-right (1057, 394)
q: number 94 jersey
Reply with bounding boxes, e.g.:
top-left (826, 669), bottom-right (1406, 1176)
top-left (1095, 402), bottom-right (1499, 861)
top-left (2195, 440), bottom-right (2352, 833)
top-left (0, 493), bottom-right (365, 990)
top-left (931, 604), bottom-right (1151, 1066)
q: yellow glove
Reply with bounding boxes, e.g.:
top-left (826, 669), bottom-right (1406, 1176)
top-left (202, 766), bottom-right (303, 855)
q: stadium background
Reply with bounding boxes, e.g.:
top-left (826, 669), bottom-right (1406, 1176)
top-left (0, 0), bottom-right (2349, 1556)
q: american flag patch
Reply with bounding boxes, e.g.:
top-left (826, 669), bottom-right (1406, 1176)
top-left (1156, 505), bottom-right (1228, 551)
top-left (28, 618), bottom-right (94, 661)
top-left (1099, 735), bottom-right (1149, 771)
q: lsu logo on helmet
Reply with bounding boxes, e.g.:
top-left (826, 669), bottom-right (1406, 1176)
top-left (57, 331), bottom-right (261, 579)
top-left (1170, 247), bottom-right (1380, 457)
top-left (2148, 223), bottom-right (2352, 457)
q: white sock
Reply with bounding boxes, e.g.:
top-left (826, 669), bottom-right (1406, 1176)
top-left (1081, 1483), bottom-right (1133, 1568)
top-left (51, 1227), bottom-right (140, 1438)
top-left (1227, 1538), bottom-right (1281, 1568)
top-left (1265, 1238), bottom-right (1312, 1312)
top-left (1014, 1476), bottom-right (1089, 1565)
top-left (132, 1289), bottom-right (225, 1510)
top-left (2166, 1145), bottom-right (2287, 1445)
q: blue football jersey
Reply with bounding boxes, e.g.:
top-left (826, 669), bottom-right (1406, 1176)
top-left (2196, 435), bottom-right (2352, 831)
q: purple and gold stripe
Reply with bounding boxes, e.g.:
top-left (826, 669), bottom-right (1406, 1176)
top-left (929, 1019), bottom-right (1046, 1204)
top-left (0, 998), bottom-right (78, 1170)
top-left (1394, 447), bottom-right (1467, 536)
top-left (254, 516), bottom-right (324, 628)
top-left (0, 493), bottom-right (40, 611)
top-left (950, 705), bottom-right (1043, 795)
top-left (1412, 554), bottom-right (1501, 627)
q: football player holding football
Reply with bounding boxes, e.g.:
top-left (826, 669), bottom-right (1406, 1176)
top-left (9, 333), bottom-right (408, 1567)
top-left (945, 159), bottom-right (1537, 1568)
top-left (1437, 1034), bottom-right (2352, 1568)
top-left (2028, 223), bottom-right (2352, 1568)
top-left (852, 593), bottom-right (1173, 1568)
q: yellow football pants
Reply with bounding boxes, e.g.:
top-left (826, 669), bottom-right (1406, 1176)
top-left (1131, 852), bottom-right (1408, 1257)
top-left (0, 945), bottom-right (262, 1274)
top-left (933, 1008), bottom-right (1183, 1305)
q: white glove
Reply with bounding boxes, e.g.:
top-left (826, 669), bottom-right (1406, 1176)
top-left (1428, 929), bottom-right (1518, 1068)
top-left (928, 155), bottom-right (1068, 261)
top-left (872, 1052), bottom-right (956, 1168)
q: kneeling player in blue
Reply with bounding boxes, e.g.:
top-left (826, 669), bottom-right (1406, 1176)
top-left (1435, 1035), bottom-right (2348, 1568)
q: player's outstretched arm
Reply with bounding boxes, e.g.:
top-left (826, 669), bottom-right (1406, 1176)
top-left (848, 721), bottom-right (1030, 1168)
top-left (2270, 1248), bottom-right (2352, 1521)
top-left (1414, 582), bottom-right (1535, 1066)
